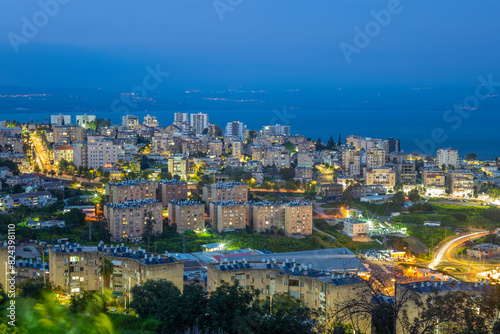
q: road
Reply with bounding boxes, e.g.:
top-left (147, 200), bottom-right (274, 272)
top-left (428, 231), bottom-right (490, 281)
top-left (30, 134), bottom-right (52, 172)
top-left (315, 164), bottom-right (333, 184)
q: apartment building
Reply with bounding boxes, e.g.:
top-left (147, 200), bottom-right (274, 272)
top-left (318, 183), bottom-right (343, 198)
top-left (122, 115), bottom-right (139, 129)
top-left (261, 124), bottom-right (290, 137)
top-left (48, 243), bottom-right (183, 295)
top-left (142, 114), bottom-right (159, 127)
top-left (364, 167), bottom-right (396, 188)
top-left (447, 170), bottom-right (474, 197)
top-left (206, 258), bottom-right (371, 332)
top-left (151, 132), bottom-right (175, 155)
top-left (208, 140), bottom-right (223, 156)
top-left (75, 114), bottom-right (96, 127)
top-left (209, 201), bottom-right (247, 232)
top-left (53, 125), bottom-right (84, 144)
top-left (264, 150), bottom-right (291, 168)
top-left (168, 154), bottom-right (188, 179)
top-left (297, 141), bottom-right (315, 153)
top-left (106, 179), bottom-right (156, 204)
top-left (0, 191), bottom-right (56, 209)
top-left (225, 121), bottom-right (247, 141)
top-left (104, 199), bottom-right (163, 242)
top-left (87, 139), bottom-right (119, 169)
top-left (422, 169), bottom-right (446, 196)
top-left (437, 148), bottom-right (459, 169)
top-left (249, 201), bottom-right (313, 237)
top-left (72, 142), bottom-right (88, 167)
top-left (50, 114), bottom-right (71, 125)
top-left (0, 127), bottom-right (23, 153)
top-left (396, 163), bottom-right (416, 185)
top-left (53, 145), bottom-right (73, 163)
top-left (284, 202), bottom-right (313, 237)
top-left (366, 148), bottom-right (386, 168)
top-left (203, 182), bottom-right (248, 207)
top-left (294, 167), bottom-right (313, 182)
top-left (297, 152), bottom-right (313, 168)
top-left (168, 200), bottom-right (205, 233)
top-left (341, 149), bottom-right (361, 177)
top-left (157, 179), bottom-right (188, 206)
top-left (231, 140), bottom-right (243, 160)
top-left (190, 113), bottom-right (209, 135)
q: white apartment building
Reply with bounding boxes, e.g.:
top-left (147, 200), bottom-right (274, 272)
top-left (87, 140), bottom-right (119, 169)
top-left (437, 148), bottom-right (459, 169)
top-left (75, 114), bottom-right (96, 127)
top-left (262, 124), bottom-right (290, 137)
top-left (122, 115), bottom-right (139, 129)
top-left (50, 114), bottom-right (71, 126)
top-left (190, 113), bottom-right (209, 134)
top-left (143, 114), bottom-right (159, 127)
top-left (340, 218), bottom-right (369, 238)
top-left (225, 121), bottom-right (247, 141)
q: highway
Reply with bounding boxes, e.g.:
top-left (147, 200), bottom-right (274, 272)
top-left (428, 230), bottom-right (490, 281)
top-left (30, 134), bottom-right (53, 172)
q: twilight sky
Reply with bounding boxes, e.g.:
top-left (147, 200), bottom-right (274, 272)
top-left (1, 0), bottom-right (499, 94)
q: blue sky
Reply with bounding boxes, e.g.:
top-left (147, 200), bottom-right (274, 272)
top-left (1, 0), bottom-right (499, 93)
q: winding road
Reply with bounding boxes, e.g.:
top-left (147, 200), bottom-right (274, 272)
top-left (428, 230), bottom-right (490, 281)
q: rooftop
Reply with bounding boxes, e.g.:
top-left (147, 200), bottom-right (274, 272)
top-left (105, 199), bottom-right (161, 208)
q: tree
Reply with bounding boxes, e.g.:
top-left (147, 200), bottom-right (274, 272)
top-left (392, 191), bottom-right (406, 207)
top-left (279, 167), bottom-right (295, 181)
top-left (465, 153), bottom-right (478, 160)
top-left (408, 188), bottom-right (421, 203)
top-left (98, 258), bottom-right (114, 290)
top-left (18, 278), bottom-right (53, 301)
top-left (326, 135), bottom-right (336, 150)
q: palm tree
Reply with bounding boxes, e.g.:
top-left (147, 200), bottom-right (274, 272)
top-left (99, 258), bottom-right (114, 291)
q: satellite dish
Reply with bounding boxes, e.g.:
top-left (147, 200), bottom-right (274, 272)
top-left (262, 258), bottom-right (266, 263)
top-left (430, 276), bottom-right (435, 280)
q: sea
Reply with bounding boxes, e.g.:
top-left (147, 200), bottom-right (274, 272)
top-left (5, 109), bottom-right (500, 160)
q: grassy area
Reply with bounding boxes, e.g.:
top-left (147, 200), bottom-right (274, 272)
top-left (313, 219), bottom-right (383, 252)
top-left (402, 224), bottom-right (448, 248)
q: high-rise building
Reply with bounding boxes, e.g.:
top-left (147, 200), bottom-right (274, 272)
top-left (104, 199), bottom-right (163, 242)
top-left (75, 114), bottom-right (96, 127)
top-left (72, 142), bottom-right (87, 167)
top-left (297, 152), bottom-right (313, 168)
top-left (232, 140), bottom-right (243, 160)
top-left (385, 137), bottom-right (400, 153)
top-left (341, 149), bottom-right (361, 177)
top-left (366, 148), bottom-right (386, 168)
top-left (174, 112), bottom-right (189, 123)
top-left (225, 121), bottom-right (247, 140)
top-left (168, 200), bottom-right (205, 233)
top-left (50, 114), bottom-right (71, 126)
top-left (437, 148), bottom-right (459, 169)
top-left (121, 115), bottom-right (139, 129)
top-left (190, 113), bottom-right (209, 134)
top-left (167, 154), bottom-right (188, 179)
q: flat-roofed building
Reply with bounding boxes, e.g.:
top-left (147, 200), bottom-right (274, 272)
top-left (294, 167), bottom-right (313, 182)
top-left (208, 140), bottom-right (223, 156)
top-left (202, 181), bottom-right (248, 208)
top-left (75, 114), bottom-right (96, 127)
top-left (250, 201), bottom-right (287, 233)
top-left (264, 149), bottom-right (291, 167)
top-left (341, 149), bottom-right (361, 177)
top-left (53, 145), bottom-right (74, 163)
top-left (104, 199), bottom-right (163, 242)
top-left (366, 148), bottom-right (386, 168)
top-left (338, 217), bottom-right (369, 237)
top-left (158, 180), bottom-right (188, 206)
top-left (87, 139), bottom-right (119, 169)
top-left (206, 257), bottom-right (371, 333)
top-left (396, 162), bottom-right (416, 185)
top-left (209, 201), bottom-right (247, 232)
top-left (53, 125), bottom-right (84, 144)
top-left (297, 152), bottom-right (313, 168)
top-left (168, 154), bottom-right (188, 180)
top-left (422, 169), bottom-right (446, 188)
top-left (284, 202), bottom-right (313, 237)
top-left (318, 183), bottom-right (343, 198)
top-left (48, 243), bottom-right (183, 295)
top-left (168, 200), bottom-right (205, 233)
top-left (447, 170), bottom-right (474, 197)
top-left (50, 114), bottom-right (71, 125)
top-left (106, 179), bottom-right (156, 204)
top-left (364, 167), bottom-right (396, 188)
top-left (437, 148), bottom-right (459, 169)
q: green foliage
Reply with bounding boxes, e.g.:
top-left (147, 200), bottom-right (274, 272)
top-left (403, 224), bottom-right (448, 248)
top-left (0, 159), bottom-right (19, 175)
top-left (279, 167), bottom-right (295, 181)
